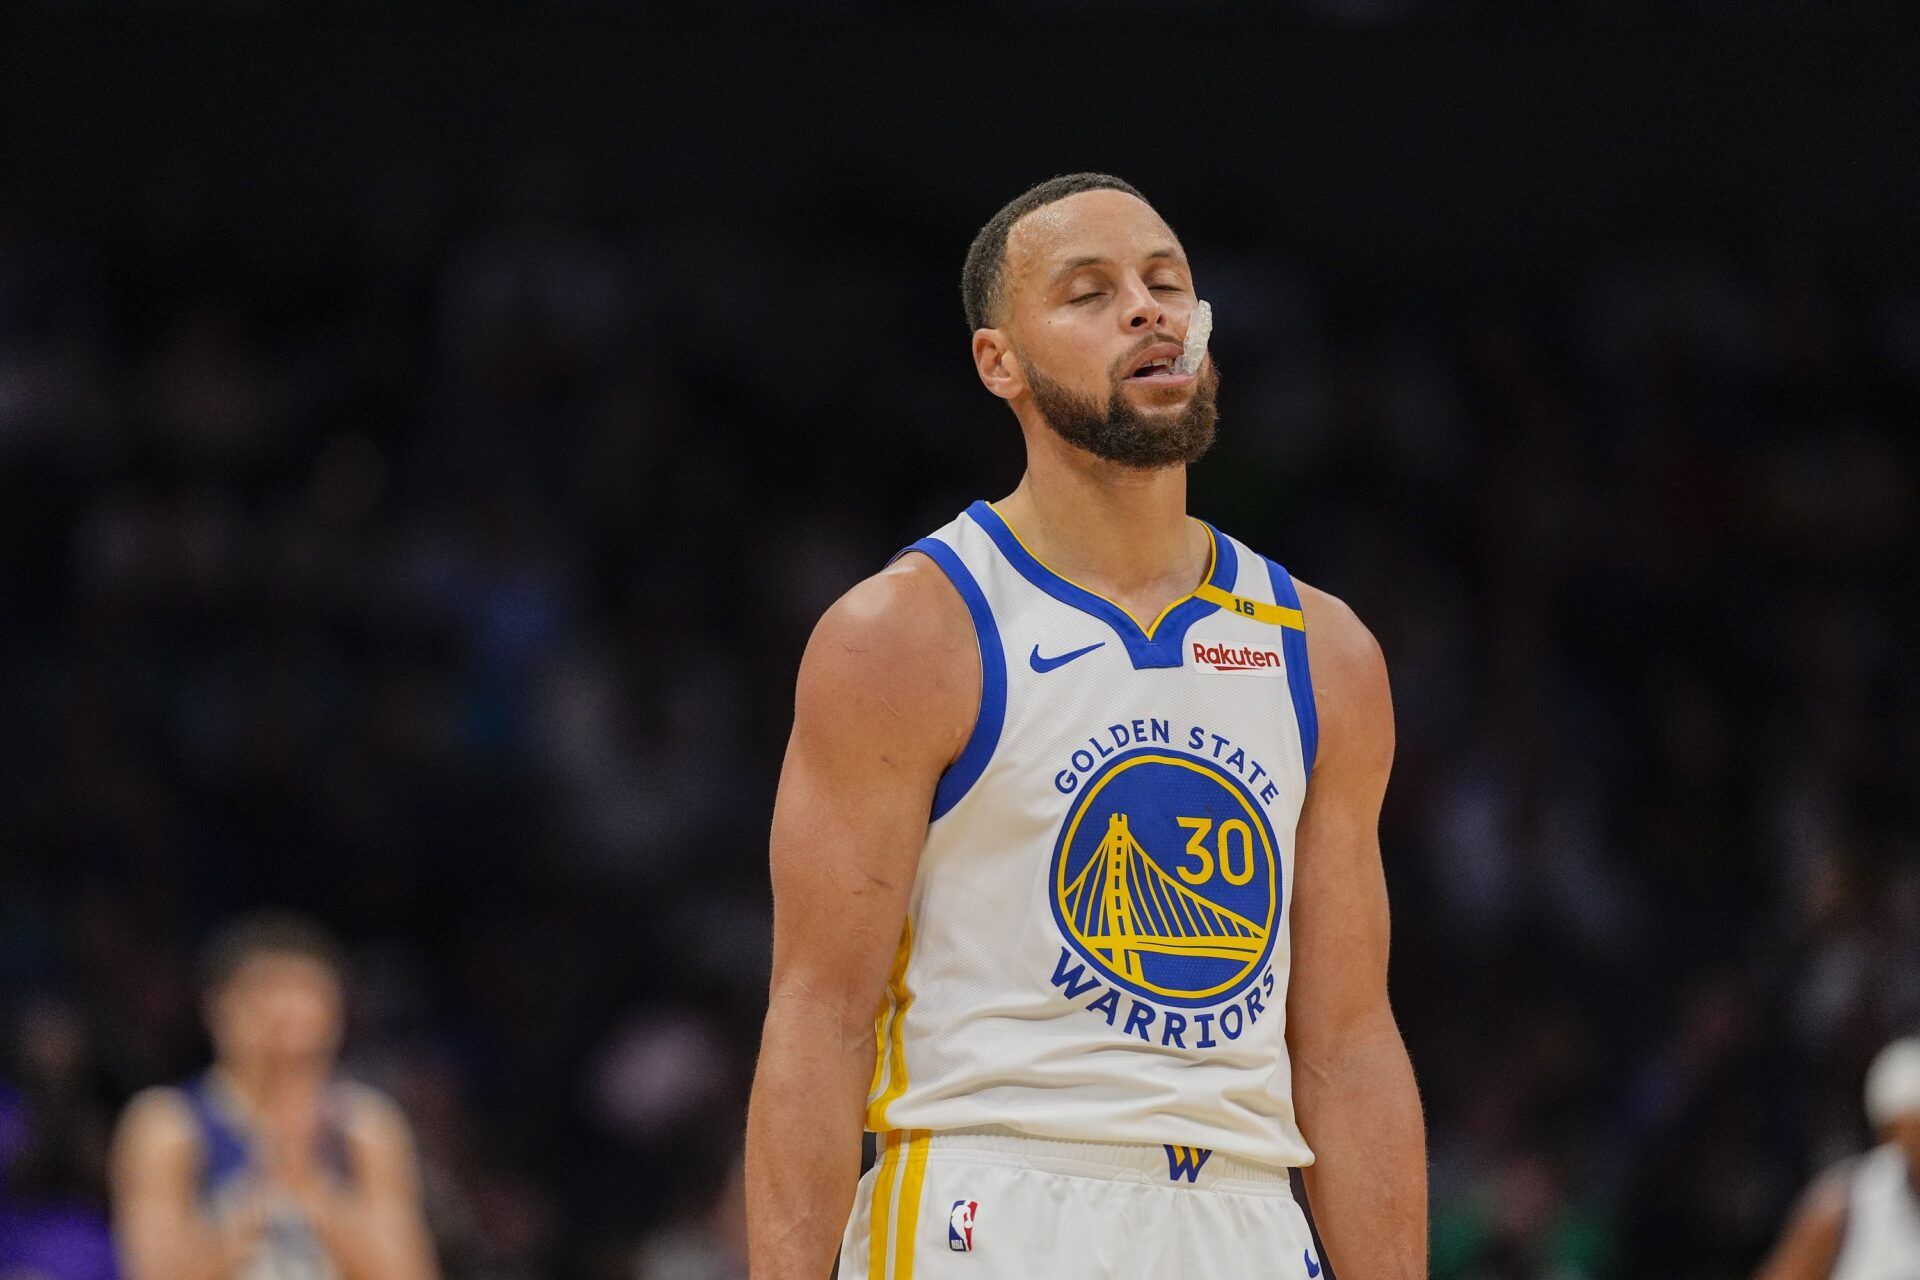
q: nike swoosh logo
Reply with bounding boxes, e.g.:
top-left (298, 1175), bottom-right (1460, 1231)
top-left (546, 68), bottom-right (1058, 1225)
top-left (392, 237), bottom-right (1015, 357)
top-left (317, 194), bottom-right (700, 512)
top-left (1305, 1249), bottom-right (1321, 1278)
top-left (1029, 641), bottom-right (1104, 673)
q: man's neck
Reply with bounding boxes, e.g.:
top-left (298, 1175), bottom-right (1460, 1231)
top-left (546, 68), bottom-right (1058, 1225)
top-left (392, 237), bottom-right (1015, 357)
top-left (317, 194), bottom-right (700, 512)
top-left (214, 1058), bottom-right (328, 1118)
top-left (996, 426), bottom-right (1209, 625)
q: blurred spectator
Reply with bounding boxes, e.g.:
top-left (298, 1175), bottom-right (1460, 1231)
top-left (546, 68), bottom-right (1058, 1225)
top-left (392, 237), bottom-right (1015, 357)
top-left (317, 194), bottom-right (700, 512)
top-left (106, 915), bottom-right (437, 1280)
top-left (0, 1000), bottom-right (119, 1280)
top-left (1751, 1037), bottom-right (1920, 1279)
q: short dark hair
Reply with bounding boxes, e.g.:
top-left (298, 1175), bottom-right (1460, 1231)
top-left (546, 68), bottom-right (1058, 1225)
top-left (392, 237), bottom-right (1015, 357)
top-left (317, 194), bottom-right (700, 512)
top-left (961, 172), bottom-right (1150, 332)
top-left (197, 911), bottom-right (345, 995)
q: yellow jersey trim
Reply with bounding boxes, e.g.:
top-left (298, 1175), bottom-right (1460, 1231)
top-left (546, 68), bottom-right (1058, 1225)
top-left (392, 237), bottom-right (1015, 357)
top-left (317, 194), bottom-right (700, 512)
top-left (866, 917), bottom-right (916, 1131)
top-left (1192, 583), bottom-right (1305, 631)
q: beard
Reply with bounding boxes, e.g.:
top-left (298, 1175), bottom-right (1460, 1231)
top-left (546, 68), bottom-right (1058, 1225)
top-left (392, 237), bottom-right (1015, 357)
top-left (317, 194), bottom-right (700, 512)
top-left (1023, 355), bottom-right (1220, 470)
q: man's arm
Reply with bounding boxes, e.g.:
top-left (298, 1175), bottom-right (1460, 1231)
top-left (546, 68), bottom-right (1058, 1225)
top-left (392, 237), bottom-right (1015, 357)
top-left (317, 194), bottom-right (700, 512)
top-left (1752, 1168), bottom-right (1847, 1280)
top-left (110, 1089), bottom-right (262, 1280)
top-left (745, 555), bottom-right (977, 1280)
top-left (1286, 583), bottom-right (1427, 1279)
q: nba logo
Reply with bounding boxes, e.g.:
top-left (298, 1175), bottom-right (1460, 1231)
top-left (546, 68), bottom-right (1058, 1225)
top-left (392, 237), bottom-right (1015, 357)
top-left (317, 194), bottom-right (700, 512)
top-left (947, 1199), bottom-right (977, 1252)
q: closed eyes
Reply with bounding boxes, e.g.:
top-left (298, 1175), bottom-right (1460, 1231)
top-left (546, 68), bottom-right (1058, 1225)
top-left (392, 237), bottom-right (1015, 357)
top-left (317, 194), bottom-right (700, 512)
top-left (1072, 285), bottom-right (1182, 304)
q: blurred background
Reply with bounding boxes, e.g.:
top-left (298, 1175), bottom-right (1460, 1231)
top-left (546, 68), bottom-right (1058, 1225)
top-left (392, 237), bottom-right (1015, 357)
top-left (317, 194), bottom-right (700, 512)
top-left (2, 6), bottom-right (1917, 1279)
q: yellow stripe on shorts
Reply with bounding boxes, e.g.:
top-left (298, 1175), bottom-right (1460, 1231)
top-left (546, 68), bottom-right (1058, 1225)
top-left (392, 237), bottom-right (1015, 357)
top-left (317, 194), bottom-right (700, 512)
top-left (893, 1130), bottom-right (931, 1280)
top-left (863, 1129), bottom-right (931, 1280)
top-left (867, 1130), bottom-right (903, 1279)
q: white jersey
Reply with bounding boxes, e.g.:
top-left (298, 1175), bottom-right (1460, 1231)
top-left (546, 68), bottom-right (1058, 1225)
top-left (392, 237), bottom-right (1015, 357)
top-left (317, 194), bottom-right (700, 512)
top-left (866, 501), bottom-right (1318, 1170)
top-left (1833, 1143), bottom-right (1920, 1280)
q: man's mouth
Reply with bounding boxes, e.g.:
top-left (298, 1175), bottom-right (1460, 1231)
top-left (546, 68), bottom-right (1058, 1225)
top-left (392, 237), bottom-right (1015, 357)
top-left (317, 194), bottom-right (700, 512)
top-left (1125, 344), bottom-right (1193, 385)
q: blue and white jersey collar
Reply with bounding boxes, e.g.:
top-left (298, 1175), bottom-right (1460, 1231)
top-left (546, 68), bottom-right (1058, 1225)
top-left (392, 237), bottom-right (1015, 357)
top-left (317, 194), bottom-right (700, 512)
top-left (964, 499), bottom-right (1239, 671)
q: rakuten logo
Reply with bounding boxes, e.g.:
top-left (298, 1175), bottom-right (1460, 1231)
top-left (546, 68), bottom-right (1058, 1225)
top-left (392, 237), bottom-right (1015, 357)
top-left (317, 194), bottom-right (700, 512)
top-left (1191, 641), bottom-right (1286, 674)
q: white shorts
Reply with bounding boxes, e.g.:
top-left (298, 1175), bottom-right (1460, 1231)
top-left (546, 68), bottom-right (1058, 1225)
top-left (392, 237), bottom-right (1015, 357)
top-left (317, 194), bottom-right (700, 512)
top-left (837, 1127), bottom-right (1324, 1280)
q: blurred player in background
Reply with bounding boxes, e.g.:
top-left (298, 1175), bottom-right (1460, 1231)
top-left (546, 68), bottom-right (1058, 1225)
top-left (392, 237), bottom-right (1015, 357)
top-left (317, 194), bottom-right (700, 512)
top-left (1756, 1036), bottom-right (1920, 1280)
top-left (109, 914), bottom-right (437, 1280)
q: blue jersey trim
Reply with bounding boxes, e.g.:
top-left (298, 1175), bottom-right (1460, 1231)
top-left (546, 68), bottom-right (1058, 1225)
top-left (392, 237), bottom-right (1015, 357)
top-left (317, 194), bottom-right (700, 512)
top-left (182, 1073), bottom-right (353, 1202)
top-left (1265, 558), bottom-right (1318, 773)
top-left (182, 1076), bottom-right (251, 1199)
top-left (892, 536), bottom-right (1007, 821)
top-left (964, 500), bottom-right (1237, 670)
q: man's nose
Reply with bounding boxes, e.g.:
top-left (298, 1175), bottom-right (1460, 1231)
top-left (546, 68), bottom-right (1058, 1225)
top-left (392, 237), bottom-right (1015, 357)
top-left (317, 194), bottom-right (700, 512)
top-left (1119, 276), bottom-right (1164, 330)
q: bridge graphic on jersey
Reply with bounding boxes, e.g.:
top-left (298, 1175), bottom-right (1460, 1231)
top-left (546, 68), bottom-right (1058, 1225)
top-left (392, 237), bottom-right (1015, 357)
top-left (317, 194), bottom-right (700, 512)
top-left (1060, 813), bottom-right (1268, 982)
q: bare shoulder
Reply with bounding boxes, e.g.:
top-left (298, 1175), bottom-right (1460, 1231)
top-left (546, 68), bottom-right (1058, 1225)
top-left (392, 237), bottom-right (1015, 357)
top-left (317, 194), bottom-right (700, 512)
top-left (1294, 580), bottom-right (1385, 686)
top-left (1294, 580), bottom-right (1392, 773)
top-left (805, 552), bottom-right (974, 670)
top-left (1799, 1159), bottom-right (1855, 1223)
top-left (115, 1086), bottom-right (196, 1148)
top-left (337, 1081), bottom-right (415, 1149)
top-left (795, 551), bottom-right (978, 768)
top-left (1755, 1160), bottom-right (1852, 1279)
top-left (111, 1086), bottom-right (200, 1186)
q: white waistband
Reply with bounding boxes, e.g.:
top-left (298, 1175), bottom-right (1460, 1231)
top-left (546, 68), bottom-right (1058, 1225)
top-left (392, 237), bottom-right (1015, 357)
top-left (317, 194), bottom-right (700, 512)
top-left (886, 1125), bottom-right (1296, 1193)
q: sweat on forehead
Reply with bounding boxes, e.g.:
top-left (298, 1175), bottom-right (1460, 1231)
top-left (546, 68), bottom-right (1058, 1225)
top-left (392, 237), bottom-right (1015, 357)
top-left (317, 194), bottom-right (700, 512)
top-left (959, 172), bottom-right (1175, 332)
top-left (1011, 195), bottom-right (1179, 282)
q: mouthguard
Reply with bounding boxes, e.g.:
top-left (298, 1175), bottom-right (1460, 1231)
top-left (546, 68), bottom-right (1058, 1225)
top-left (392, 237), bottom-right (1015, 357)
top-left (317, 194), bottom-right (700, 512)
top-left (1177, 300), bottom-right (1213, 376)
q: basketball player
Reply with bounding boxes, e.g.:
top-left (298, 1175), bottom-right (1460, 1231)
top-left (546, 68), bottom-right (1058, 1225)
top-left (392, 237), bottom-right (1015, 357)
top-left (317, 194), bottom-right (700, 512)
top-left (1755, 1037), bottom-right (1920, 1280)
top-left (746, 174), bottom-right (1426, 1278)
top-left (110, 914), bottom-right (437, 1280)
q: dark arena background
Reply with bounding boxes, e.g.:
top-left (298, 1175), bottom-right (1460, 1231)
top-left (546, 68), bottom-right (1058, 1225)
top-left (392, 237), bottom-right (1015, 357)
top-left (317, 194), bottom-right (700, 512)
top-left (2, 7), bottom-right (1917, 1280)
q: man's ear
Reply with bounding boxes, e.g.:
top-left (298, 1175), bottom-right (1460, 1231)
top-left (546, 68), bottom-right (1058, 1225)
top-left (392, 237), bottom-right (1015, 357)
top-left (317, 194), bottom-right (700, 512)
top-left (972, 329), bottom-right (1025, 402)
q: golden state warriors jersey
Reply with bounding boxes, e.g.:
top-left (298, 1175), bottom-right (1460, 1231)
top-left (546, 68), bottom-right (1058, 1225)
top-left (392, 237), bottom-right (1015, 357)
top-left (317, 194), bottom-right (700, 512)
top-left (867, 501), bottom-right (1318, 1170)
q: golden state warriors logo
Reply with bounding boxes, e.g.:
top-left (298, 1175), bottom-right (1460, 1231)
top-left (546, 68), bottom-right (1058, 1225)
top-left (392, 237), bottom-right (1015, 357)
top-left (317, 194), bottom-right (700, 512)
top-left (1050, 747), bottom-right (1280, 1008)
